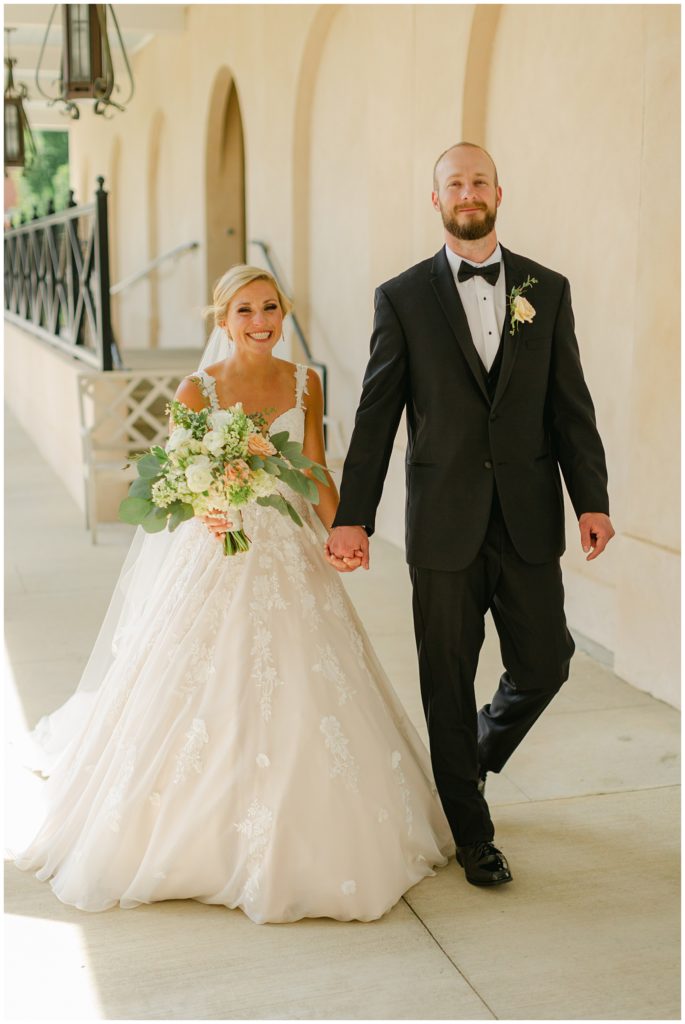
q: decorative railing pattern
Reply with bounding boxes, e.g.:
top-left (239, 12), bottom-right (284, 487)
top-left (77, 368), bottom-right (192, 543)
top-left (4, 177), bottom-right (120, 371)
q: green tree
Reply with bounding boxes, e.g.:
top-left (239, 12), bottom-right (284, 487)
top-left (16, 130), bottom-right (70, 219)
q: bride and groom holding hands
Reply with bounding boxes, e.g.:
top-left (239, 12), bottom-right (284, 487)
top-left (13, 142), bottom-right (614, 923)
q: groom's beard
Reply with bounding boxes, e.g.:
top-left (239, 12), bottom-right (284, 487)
top-left (440, 202), bottom-right (498, 241)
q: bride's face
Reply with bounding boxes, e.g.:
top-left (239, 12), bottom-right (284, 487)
top-left (223, 280), bottom-right (283, 355)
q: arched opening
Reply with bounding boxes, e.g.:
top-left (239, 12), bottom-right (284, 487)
top-left (291, 6), bottom-right (341, 341)
top-left (461, 5), bottom-right (502, 143)
top-left (205, 69), bottom-right (246, 315)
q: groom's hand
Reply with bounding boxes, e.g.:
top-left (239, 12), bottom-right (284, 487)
top-left (579, 512), bottom-right (615, 561)
top-left (326, 526), bottom-right (370, 572)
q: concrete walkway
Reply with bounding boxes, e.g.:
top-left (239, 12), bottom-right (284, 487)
top-left (4, 408), bottom-right (680, 1021)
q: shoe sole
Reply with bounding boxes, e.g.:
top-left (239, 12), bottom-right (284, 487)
top-left (464, 873), bottom-right (513, 887)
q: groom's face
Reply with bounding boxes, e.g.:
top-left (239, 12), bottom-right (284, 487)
top-left (432, 148), bottom-right (501, 241)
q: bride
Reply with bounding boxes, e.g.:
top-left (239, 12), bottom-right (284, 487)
top-left (12, 265), bottom-right (454, 924)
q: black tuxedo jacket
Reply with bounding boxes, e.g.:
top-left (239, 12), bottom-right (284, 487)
top-left (333, 244), bottom-right (610, 571)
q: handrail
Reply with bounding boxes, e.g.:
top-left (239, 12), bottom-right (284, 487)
top-left (110, 240), bottom-right (200, 296)
top-left (4, 177), bottom-right (121, 371)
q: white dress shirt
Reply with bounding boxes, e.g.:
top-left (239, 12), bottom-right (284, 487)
top-left (444, 243), bottom-right (505, 371)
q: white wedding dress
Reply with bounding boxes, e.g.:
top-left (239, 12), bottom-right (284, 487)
top-left (13, 364), bottom-right (454, 923)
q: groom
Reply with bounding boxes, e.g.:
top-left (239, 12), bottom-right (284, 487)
top-left (325, 142), bottom-right (614, 886)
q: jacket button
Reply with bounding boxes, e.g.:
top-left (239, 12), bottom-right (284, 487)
top-left (490, 414), bottom-right (498, 422)
top-left (484, 460), bottom-right (493, 469)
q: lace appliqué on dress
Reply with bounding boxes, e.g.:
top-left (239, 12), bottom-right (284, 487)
top-left (234, 799), bottom-right (273, 903)
top-left (320, 716), bottom-right (359, 792)
top-left (294, 362), bottom-right (310, 410)
top-left (250, 572), bottom-right (288, 721)
top-left (189, 371), bottom-right (219, 411)
top-left (323, 581), bottom-right (365, 662)
top-left (173, 719), bottom-right (209, 784)
top-left (391, 750), bottom-right (414, 837)
top-left (313, 644), bottom-right (356, 706)
top-left (176, 640), bottom-right (216, 703)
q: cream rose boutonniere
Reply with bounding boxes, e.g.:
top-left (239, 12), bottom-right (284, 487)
top-left (508, 276), bottom-right (538, 336)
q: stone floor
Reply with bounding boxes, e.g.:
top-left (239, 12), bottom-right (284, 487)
top-left (4, 408), bottom-right (680, 1021)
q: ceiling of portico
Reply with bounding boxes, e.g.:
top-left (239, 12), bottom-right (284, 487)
top-left (3, 4), bottom-right (187, 127)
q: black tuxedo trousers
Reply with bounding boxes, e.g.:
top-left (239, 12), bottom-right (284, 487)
top-left (410, 489), bottom-right (575, 845)
top-left (333, 245), bottom-right (610, 847)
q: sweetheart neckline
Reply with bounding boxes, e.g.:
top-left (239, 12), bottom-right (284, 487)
top-left (266, 405), bottom-right (303, 433)
top-left (198, 370), bottom-right (305, 433)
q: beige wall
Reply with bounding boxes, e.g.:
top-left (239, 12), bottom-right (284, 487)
top-left (5, 323), bottom-right (85, 511)
top-left (483, 4), bottom-right (679, 703)
top-left (24, 4), bottom-right (680, 705)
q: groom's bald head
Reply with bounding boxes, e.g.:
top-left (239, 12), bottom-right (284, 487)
top-left (433, 143), bottom-right (499, 190)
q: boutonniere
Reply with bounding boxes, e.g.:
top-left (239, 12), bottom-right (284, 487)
top-left (508, 276), bottom-right (538, 336)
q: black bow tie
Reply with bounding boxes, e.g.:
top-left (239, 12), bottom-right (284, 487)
top-left (457, 261), bottom-right (501, 286)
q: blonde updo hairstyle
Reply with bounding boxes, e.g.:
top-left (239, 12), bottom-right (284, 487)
top-left (204, 264), bottom-right (293, 338)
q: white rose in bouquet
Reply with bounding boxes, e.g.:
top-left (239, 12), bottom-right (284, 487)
top-left (202, 429), bottom-right (225, 456)
top-left (208, 409), bottom-right (233, 431)
top-left (185, 456), bottom-right (213, 493)
top-left (167, 426), bottom-right (193, 452)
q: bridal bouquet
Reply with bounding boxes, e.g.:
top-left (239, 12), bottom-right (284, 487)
top-left (118, 399), bottom-right (327, 555)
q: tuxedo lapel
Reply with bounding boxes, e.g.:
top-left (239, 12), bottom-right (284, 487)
top-left (430, 248), bottom-right (490, 404)
top-left (491, 245), bottom-right (522, 410)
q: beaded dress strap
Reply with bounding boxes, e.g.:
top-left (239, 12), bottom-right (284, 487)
top-left (190, 370), bottom-right (219, 412)
top-left (294, 363), bottom-right (309, 411)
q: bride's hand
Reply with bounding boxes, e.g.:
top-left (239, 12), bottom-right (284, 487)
top-left (201, 512), bottom-right (232, 540)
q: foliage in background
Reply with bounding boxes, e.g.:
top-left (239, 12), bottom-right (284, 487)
top-left (15, 130), bottom-right (70, 220)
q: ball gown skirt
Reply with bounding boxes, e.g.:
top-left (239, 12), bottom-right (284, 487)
top-left (12, 382), bottom-right (454, 923)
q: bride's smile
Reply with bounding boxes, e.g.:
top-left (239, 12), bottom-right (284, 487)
top-left (223, 279), bottom-right (284, 355)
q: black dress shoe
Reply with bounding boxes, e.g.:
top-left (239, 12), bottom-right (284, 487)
top-left (456, 841), bottom-right (512, 886)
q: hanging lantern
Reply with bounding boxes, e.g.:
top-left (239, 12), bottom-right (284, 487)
top-left (63, 4), bottom-right (105, 100)
top-left (4, 95), bottom-right (23, 168)
top-left (4, 29), bottom-right (35, 170)
top-left (36, 5), bottom-right (134, 119)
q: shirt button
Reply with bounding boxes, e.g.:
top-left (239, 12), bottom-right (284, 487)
top-left (484, 460), bottom-right (493, 469)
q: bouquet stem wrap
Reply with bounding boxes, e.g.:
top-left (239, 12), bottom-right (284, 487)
top-left (223, 509), bottom-right (250, 556)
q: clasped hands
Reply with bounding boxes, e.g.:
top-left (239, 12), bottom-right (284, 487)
top-left (325, 526), bottom-right (370, 573)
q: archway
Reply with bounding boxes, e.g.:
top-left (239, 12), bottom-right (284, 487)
top-left (291, 6), bottom-right (341, 340)
top-left (205, 68), bottom-right (246, 311)
top-left (461, 5), bottom-right (502, 144)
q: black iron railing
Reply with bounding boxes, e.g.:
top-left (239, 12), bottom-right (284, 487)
top-left (4, 177), bottom-right (121, 370)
